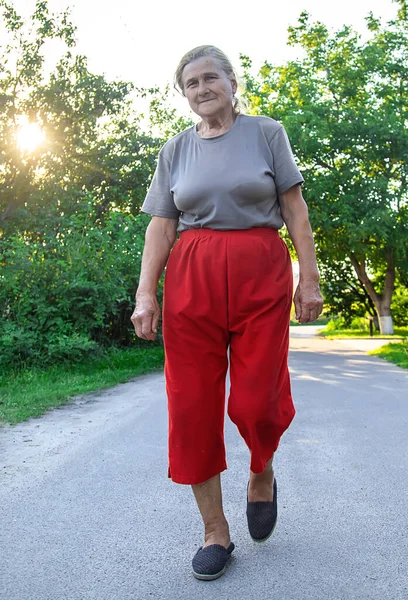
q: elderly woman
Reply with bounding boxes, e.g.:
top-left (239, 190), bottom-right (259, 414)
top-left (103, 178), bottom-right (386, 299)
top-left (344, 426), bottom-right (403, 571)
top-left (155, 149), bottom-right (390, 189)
top-left (131, 45), bottom-right (323, 580)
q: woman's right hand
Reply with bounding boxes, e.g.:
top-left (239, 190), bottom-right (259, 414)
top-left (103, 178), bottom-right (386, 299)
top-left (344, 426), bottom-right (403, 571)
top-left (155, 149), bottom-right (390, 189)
top-left (131, 291), bottom-right (160, 341)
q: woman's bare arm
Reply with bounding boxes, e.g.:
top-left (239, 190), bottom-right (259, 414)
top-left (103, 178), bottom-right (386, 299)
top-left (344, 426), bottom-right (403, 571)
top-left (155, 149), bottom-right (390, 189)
top-left (131, 216), bottom-right (178, 340)
top-left (279, 185), bottom-right (323, 323)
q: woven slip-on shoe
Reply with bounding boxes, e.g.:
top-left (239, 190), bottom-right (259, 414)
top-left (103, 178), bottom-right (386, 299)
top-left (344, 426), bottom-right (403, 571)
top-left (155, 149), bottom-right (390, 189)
top-left (192, 542), bottom-right (235, 581)
top-left (246, 478), bottom-right (277, 542)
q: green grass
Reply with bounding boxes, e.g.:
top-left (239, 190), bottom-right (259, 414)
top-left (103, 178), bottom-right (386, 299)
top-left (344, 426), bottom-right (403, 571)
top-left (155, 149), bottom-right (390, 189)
top-left (0, 346), bottom-right (164, 426)
top-left (318, 326), bottom-right (408, 340)
top-left (289, 317), bottom-right (330, 327)
top-left (369, 341), bottom-right (408, 369)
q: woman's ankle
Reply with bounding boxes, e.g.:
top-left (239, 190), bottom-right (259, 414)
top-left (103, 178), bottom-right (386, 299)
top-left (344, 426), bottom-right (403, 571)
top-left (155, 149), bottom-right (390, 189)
top-left (250, 464), bottom-right (274, 483)
top-left (203, 521), bottom-right (231, 548)
top-left (248, 464), bottom-right (274, 501)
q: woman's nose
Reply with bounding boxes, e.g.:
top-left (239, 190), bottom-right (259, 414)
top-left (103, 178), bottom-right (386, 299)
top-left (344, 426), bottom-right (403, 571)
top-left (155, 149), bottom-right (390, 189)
top-left (197, 79), bottom-right (210, 95)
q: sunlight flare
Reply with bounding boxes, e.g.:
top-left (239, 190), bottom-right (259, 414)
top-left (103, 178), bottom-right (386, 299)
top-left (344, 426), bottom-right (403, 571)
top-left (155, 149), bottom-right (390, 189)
top-left (16, 119), bottom-right (45, 152)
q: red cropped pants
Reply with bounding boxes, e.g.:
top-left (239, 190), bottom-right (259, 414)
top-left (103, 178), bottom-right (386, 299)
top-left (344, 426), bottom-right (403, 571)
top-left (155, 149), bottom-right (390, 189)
top-left (162, 228), bottom-right (295, 485)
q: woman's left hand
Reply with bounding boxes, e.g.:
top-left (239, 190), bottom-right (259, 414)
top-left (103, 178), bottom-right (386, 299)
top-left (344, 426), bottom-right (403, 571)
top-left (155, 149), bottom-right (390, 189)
top-left (294, 280), bottom-right (324, 324)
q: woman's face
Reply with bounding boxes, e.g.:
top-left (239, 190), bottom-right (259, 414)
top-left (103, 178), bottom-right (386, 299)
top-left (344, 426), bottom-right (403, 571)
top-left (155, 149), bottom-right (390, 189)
top-left (182, 56), bottom-right (237, 119)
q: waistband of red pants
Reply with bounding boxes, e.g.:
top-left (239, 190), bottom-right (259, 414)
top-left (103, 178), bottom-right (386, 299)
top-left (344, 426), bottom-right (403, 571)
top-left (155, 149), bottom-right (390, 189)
top-left (179, 227), bottom-right (280, 241)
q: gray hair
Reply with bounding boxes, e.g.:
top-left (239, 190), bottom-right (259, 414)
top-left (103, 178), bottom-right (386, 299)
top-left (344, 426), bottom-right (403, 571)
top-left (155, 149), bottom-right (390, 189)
top-left (174, 45), bottom-right (246, 115)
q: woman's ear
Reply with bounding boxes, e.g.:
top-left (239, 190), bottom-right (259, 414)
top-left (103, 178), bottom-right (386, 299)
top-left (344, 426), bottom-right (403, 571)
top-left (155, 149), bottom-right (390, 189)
top-left (232, 79), bottom-right (238, 95)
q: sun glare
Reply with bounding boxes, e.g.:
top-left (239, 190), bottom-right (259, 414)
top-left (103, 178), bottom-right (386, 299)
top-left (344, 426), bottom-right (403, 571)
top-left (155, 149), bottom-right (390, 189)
top-left (17, 120), bottom-right (45, 153)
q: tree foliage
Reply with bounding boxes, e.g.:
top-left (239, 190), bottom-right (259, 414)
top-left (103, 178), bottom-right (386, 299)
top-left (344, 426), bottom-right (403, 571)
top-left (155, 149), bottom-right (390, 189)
top-left (0, 0), bottom-right (162, 228)
top-left (0, 1), bottom-right (168, 370)
top-left (242, 2), bottom-right (408, 332)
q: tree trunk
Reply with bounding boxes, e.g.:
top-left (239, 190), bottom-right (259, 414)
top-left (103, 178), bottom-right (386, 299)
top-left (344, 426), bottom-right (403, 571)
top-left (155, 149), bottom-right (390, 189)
top-left (349, 251), bottom-right (395, 335)
top-left (377, 301), bottom-right (394, 335)
top-left (378, 315), bottom-right (394, 335)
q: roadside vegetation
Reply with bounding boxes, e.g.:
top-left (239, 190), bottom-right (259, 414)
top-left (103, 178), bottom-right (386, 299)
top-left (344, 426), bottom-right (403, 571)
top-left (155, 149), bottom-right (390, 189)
top-left (319, 317), bottom-right (408, 340)
top-left (0, 346), bottom-right (164, 426)
top-left (370, 342), bottom-right (408, 369)
top-left (318, 317), bottom-right (408, 370)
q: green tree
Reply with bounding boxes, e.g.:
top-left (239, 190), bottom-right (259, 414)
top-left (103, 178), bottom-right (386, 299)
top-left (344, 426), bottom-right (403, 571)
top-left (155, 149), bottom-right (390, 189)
top-left (242, 0), bottom-right (408, 333)
top-left (0, 1), bottom-right (166, 369)
top-left (0, 1), bottom-right (156, 227)
top-left (144, 84), bottom-right (194, 141)
top-left (319, 260), bottom-right (377, 323)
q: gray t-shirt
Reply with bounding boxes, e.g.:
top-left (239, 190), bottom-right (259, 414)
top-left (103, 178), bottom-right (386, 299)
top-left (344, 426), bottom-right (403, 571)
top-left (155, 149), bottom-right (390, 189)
top-left (142, 114), bottom-right (304, 231)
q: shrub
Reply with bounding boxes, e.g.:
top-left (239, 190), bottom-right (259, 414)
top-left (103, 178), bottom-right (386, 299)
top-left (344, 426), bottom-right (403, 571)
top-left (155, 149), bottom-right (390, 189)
top-left (349, 317), bottom-right (369, 331)
top-left (324, 317), bottom-right (348, 332)
top-left (0, 210), bottom-right (157, 370)
top-left (391, 286), bottom-right (408, 327)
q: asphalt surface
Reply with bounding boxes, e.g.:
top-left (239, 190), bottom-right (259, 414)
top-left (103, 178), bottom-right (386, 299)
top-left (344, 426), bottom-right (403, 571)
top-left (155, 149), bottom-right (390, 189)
top-left (1, 329), bottom-right (408, 600)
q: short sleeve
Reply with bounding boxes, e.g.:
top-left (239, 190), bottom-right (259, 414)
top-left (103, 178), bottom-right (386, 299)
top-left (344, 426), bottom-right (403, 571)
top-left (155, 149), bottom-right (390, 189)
top-left (141, 152), bottom-right (181, 219)
top-left (269, 126), bottom-right (304, 196)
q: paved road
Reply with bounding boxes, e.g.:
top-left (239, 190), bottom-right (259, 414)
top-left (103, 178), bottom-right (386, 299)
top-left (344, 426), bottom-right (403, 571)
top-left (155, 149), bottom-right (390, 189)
top-left (1, 330), bottom-right (408, 600)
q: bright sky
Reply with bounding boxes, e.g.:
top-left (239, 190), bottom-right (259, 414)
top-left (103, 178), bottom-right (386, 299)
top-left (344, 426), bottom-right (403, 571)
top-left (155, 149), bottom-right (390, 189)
top-left (12, 0), bottom-right (399, 114)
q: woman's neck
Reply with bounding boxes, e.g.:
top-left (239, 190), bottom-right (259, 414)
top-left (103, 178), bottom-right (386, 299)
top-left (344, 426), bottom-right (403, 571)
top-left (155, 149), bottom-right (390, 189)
top-left (197, 111), bottom-right (236, 138)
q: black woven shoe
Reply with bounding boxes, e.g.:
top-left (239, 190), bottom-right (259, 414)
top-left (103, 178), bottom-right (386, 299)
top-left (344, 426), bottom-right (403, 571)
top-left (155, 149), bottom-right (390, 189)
top-left (246, 478), bottom-right (277, 542)
top-left (192, 542), bottom-right (235, 580)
